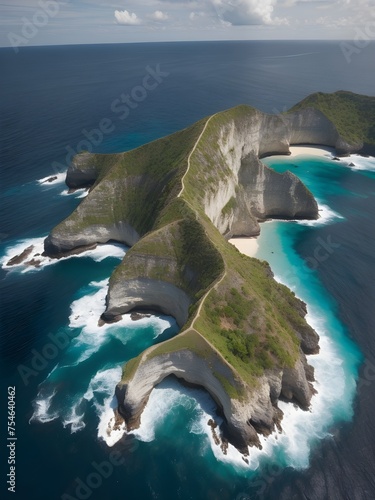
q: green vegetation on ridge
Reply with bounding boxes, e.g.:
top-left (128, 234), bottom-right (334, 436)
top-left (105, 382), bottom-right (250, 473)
top-left (290, 90), bottom-right (375, 146)
top-left (111, 212), bottom-right (224, 302)
top-left (52, 119), bottom-right (207, 239)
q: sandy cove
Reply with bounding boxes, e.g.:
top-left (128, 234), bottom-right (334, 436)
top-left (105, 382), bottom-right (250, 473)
top-left (229, 237), bottom-right (259, 258)
top-left (288, 145), bottom-right (335, 158)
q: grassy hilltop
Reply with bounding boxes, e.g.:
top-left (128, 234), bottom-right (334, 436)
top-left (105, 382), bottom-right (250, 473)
top-left (291, 90), bottom-right (375, 148)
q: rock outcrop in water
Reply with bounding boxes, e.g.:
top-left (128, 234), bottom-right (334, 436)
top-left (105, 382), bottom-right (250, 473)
top-left (43, 91), bottom-right (372, 453)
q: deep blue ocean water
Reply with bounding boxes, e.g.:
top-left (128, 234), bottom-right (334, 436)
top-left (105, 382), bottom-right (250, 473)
top-left (1, 41), bottom-right (375, 500)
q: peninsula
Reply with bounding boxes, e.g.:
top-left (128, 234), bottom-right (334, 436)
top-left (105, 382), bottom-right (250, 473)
top-left (44, 91), bottom-right (375, 452)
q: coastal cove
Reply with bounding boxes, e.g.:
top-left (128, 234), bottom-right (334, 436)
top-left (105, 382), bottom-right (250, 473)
top-left (1, 41), bottom-right (375, 500)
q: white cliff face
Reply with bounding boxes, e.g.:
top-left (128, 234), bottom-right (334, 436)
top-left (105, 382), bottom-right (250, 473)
top-left (122, 349), bottom-right (234, 425)
top-left (117, 343), bottom-right (313, 451)
top-left (105, 278), bottom-right (191, 328)
top-left (44, 177), bottom-right (142, 255)
top-left (199, 109), bottom-right (323, 237)
top-left (286, 109), bottom-right (339, 148)
top-left (205, 180), bottom-right (237, 234)
top-left (45, 221), bottom-right (139, 255)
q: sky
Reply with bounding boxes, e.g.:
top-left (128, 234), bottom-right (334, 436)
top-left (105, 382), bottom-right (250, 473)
top-left (0, 0), bottom-right (375, 47)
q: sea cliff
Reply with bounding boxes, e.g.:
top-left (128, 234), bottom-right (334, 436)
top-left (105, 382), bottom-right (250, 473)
top-left (43, 91), bottom-right (373, 452)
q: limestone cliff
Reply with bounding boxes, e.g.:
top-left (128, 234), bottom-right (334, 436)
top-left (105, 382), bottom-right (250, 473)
top-left (43, 91), bottom-right (371, 453)
top-left (117, 293), bottom-right (318, 452)
top-left (290, 90), bottom-right (375, 155)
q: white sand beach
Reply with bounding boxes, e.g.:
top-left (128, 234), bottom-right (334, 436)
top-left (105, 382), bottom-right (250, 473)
top-left (229, 237), bottom-right (259, 258)
top-left (289, 145), bottom-right (335, 158)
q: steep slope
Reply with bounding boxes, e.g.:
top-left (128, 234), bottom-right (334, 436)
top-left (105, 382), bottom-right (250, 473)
top-left (43, 91), bottom-right (373, 452)
top-left (290, 90), bottom-right (375, 154)
top-left (44, 119), bottom-right (207, 255)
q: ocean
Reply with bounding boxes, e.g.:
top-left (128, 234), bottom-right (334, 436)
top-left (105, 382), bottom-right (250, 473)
top-left (1, 41), bottom-right (375, 500)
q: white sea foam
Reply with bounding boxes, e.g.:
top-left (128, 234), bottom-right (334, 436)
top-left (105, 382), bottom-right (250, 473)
top-left (83, 366), bottom-right (127, 447)
top-left (86, 243), bottom-right (126, 262)
top-left (0, 237), bottom-right (46, 272)
top-left (62, 401), bottom-right (86, 433)
top-left (66, 302), bottom-right (177, 443)
top-left (196, 300), bottom-right (353, 470)
top-left (132, 382), bottom-right (193, 443)
top-left (130, 378), bottom-right (275, 470)
top-left (298, 202), bottom-right (344, 227)
top-left (76, 190), bottom-right (89, 198)
top-left (37, 172), bottom-right (66, 185)
top-left (42, 367), bottom-right (125, 444)
top-left (249, 265), bottom-right (357, 470)
top-left (37, 170), bottom-right (90, 196)
top-left (0, 238), bottom-right (126, 273)
top-left (33, 280), bottom-right (178, 439)
top-left (60, 188), bottom-right (89, 198)
top-left (339, 154), bottom-right (375, 172)
top-left (30, 389), bottom-right (59, 424)
top-left (259, 204), bottom-right (343, 229)
top-left (270, 334), bottom-right (350, 469)
top-left (68, 279), bottom-right (175, 364)
top-left (69, 279), bottom-right (174, 339)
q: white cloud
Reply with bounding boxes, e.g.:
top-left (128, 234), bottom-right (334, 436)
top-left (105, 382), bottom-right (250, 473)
top-left (114, 9), bottom-right (141, 25)
top-left (210, 0), bottom-right (280, 25)
top-left (189, 11), bottom-right (206, 21)
top-left (151, 10), bottom-right (169, 21)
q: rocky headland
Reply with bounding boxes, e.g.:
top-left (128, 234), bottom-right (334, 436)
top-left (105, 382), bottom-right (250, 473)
top-left (42, 91), bottom-right (374, 453)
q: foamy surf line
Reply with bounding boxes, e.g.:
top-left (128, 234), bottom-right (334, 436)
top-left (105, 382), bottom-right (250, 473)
top-left (128, 379), bottom-right (279, 471)
top-left (128, 378), bottom-right (259, 468)
top-left (37, 171), bottom-right (91, 195)
top-left (1, 237), bottom-right (126, 272)
top-left (267, 274), bottom-right (357, 469)
top-left (37, 172), bottom-right (67, 185)
top-left (30, 319), bottom-right (175, 434)
top-left (68, 279), bottom-right (176, 365)
top-left (339, 154), bottom-right (375, 172)
top-left (29, 389), bottom-right (59, 424)
top-left (258, 203), bottom-right (343, 229)
top-left (85, 366), bottom-right (127, 447)
top-left (60, 188), bottom-right (89, 198)
top-left (239, 220), bottom-right (360, 471)
top-left (30, 279), bottom-right (177, 434)
top-left (298, 202), bottom-right (344, 226)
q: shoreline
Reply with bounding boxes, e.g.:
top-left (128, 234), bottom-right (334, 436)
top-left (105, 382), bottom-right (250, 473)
top-left (228, 237), bottom-right (259, 258)
top-left (289, 145), bottom-right (335, 158)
